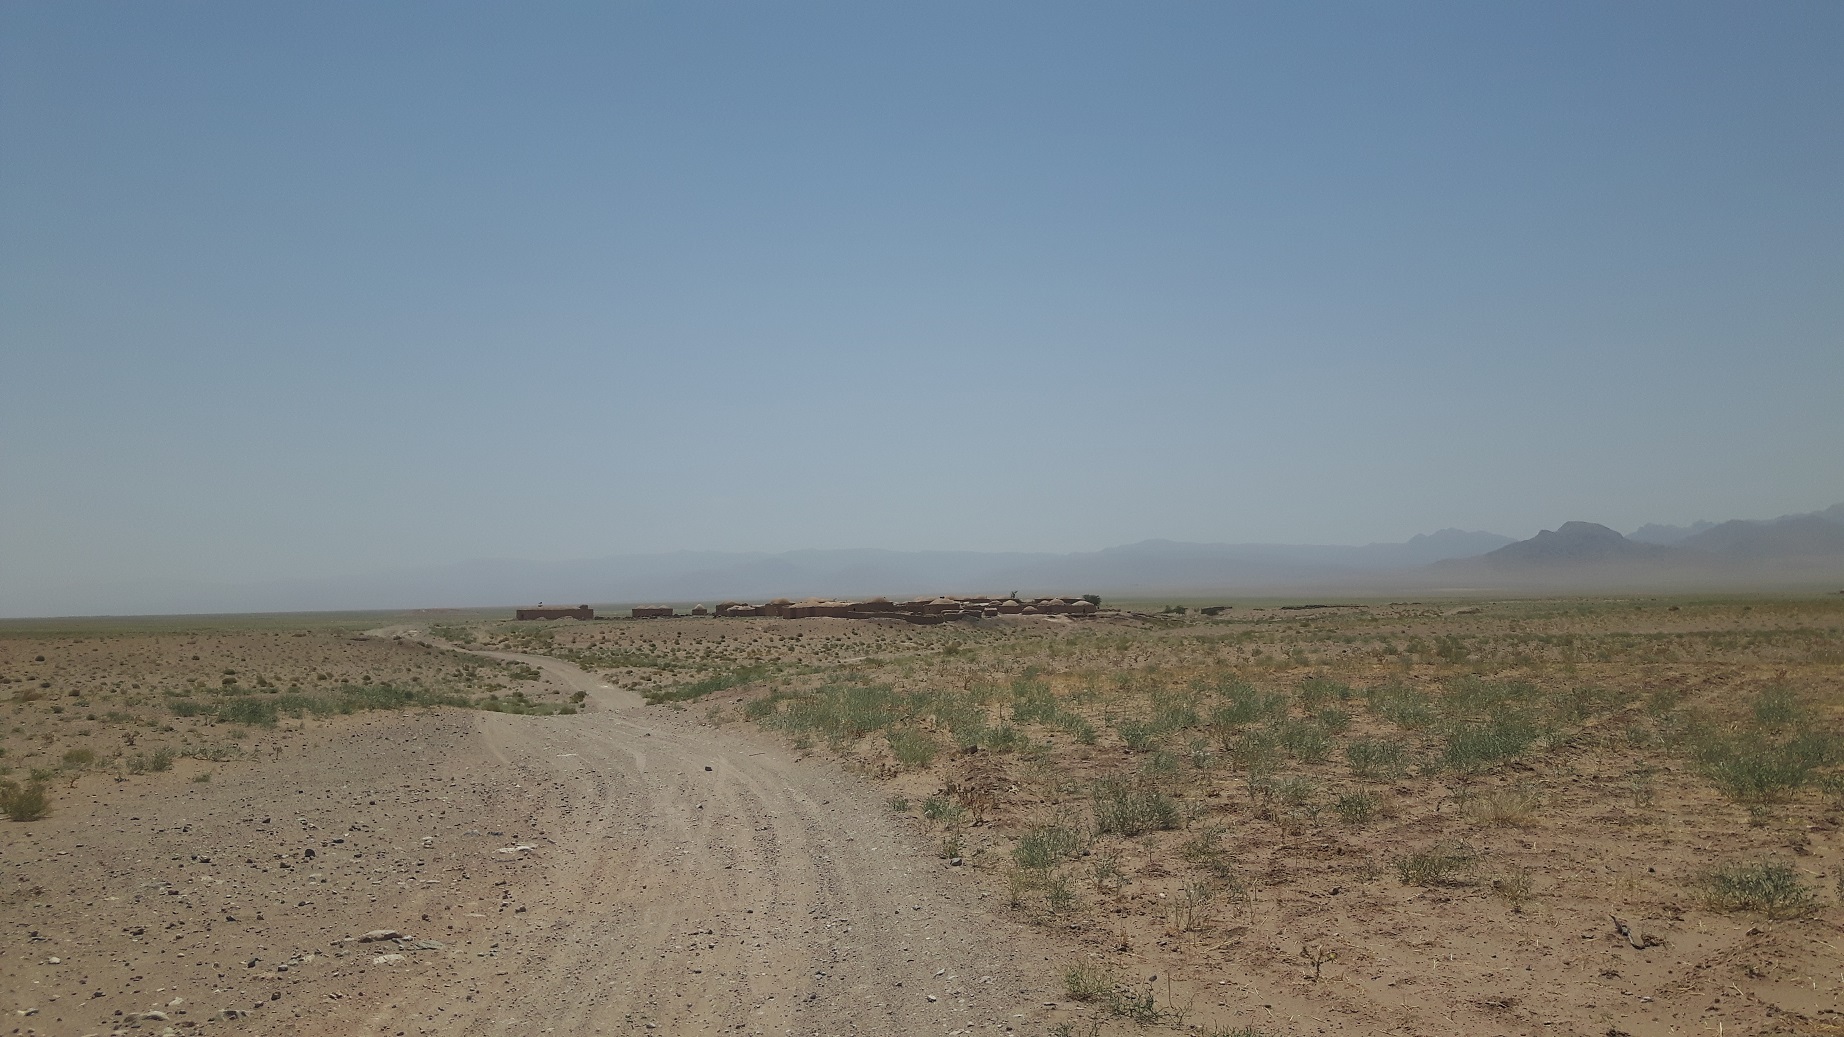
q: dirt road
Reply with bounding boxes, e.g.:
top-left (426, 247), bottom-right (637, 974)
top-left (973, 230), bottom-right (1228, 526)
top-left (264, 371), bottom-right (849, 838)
top-left (415, 645), bottom-right (1064, 1036)
top-left (2, 643), bottom-right (1069, 1037)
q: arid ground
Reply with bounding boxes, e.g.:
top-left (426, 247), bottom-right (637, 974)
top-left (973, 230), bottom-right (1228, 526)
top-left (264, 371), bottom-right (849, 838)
top-left (4, 597), bottom-right (1841, 1036)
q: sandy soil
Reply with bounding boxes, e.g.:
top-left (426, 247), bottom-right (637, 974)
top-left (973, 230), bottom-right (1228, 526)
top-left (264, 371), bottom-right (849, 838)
top-left (6, 599), bottom-right (1842, 1037)
top-left (3, 641), bottom-right (1071, 1037)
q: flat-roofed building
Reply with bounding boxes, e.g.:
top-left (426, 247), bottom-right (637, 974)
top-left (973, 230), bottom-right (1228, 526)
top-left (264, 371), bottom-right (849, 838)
top-left (515, 605), bottom-right (594, 621)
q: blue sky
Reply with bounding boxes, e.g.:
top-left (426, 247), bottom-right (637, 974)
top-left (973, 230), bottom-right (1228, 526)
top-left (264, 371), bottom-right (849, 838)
top-left (3, 2), bottom-right (1841, 599)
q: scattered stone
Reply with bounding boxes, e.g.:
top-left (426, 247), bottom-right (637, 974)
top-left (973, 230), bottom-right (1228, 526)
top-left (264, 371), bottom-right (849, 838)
top-left (357, 929), bottom-right (403, 943)
top-left (372, 953), bottom-right (406, 965)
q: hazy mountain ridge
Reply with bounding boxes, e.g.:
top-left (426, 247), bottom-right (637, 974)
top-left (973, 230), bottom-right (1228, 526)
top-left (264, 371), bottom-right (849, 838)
top-left (1474, 522), bottom-right (1674, 566)
top-left (1, 530), bottom-right (1513, 617)
top-left (6, 508), bottom-right (1839, 618)
top-left (1628, 521), bottom-right (1717, 545)
top-left (1428, 504), bottom-right (1844, 589)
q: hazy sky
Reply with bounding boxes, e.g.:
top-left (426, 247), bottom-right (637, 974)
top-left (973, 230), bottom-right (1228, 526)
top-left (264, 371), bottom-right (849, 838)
top-left (4, 2), bottom-right (1841, 598)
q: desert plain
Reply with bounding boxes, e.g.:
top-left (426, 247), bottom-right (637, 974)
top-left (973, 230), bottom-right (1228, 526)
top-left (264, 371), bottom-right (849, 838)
top-left (3, 596), bottom-right (1841, 1037)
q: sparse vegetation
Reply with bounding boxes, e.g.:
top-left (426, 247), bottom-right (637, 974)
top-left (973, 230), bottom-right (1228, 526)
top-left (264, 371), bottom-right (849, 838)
top-left (1345, 737), bottom-right (1409, 779)
top-left (0, 779), bottom-right (49, 820)
top-left (885, 727), bottom-right (939, 769)
top-left (1687, 690), bottom-right (1840, 802)
top-left (1395, 842), bottom-right (1476, 886)
top-left (1063, 961), bottom-right (1114, 1002)
top-left (1091, 776), bottom-right (1179, 836)
top-left (1334, 790), bottom-right (1379, 826)
top-left (1014, 821), bottom-right (1083, 870)
top-left (1696, 860), bottom-right (1817, 918)
top-left (128, 747), bottom-right (176, 773)
top-left (1462, 786), bottom-right (1541, 827)
top-left (4, 595), bottom-right (1841, 1037)
top-left (1491, 868), bottom-right (1535, 909)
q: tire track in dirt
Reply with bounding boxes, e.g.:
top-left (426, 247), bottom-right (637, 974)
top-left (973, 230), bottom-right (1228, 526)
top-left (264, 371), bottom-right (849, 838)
top-left (431, 646), bottom-right (1065, 1036)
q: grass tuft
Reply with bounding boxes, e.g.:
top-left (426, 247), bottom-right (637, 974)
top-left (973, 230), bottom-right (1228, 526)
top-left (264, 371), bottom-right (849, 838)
top-left (1091, 777), bottom-right (1180, 836)
top-left (1696, 860), bottom-right (1816, 918)
top-left (1394, 841), bottom-right (1476, 886)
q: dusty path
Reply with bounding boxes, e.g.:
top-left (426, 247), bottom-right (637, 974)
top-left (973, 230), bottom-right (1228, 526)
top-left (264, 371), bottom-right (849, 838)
top-left (2, 641), bottom-right (1072, 1037)
top-left (422, 644), bottom-right (1065, 1036)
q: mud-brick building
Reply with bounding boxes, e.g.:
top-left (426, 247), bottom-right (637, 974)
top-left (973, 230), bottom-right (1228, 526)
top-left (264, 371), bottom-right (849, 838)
top-left (515, 605), bottom-right (594, 621)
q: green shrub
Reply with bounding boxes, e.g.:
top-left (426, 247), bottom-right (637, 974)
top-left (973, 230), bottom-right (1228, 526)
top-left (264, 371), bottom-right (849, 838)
top-left (171, 684), bottom-right (477, 724)
top-left (885, 728), bottom-right (938, 769)
top-left (1442, 676), bottom-right (1539, 717)
top-left (1752, 687), bottom-right (1800, 727)
top-left (1064, 962), bottom-right (1114, 1002)
top-left (0, 781), bottom-right (50, 821)
top-left (1150, 691), bottom-right (1201, 732)
top-left (61, 748), bottom-right (97, 768)
top-left (1181, 824), bottom-right (1226, 863)
top-left (1211, 685), bottom-right (1288, 730)
top-left (1368, 682), bottom-right (1434, 729)
top-left (981, 724), bottom-right (1024, 752)
top-left (1335, 791), bottom-right (1379, 826)
top-left (1491, 869), bottom-right (1535, 909)
top-left (181, 744), bottom-right (242, 762)
top-left (1692, 728), bottom-right (1838, 802)
top-left (1225, 729), bottom-right (1279, 774)
top-left (1697, 860), bottom-right (1816, 918)
top-left (1316, 706), bottom-right (1352, 733)
top-left (1117, 718), bottom-right (1164, 752)
top-left (1296, 676), bottom-right (1350, 709)
top-left (1441, 714), bottom-right (1537, 772)
top-left (1053, 711), bottom-right (1098, 744)
top-left (771, 680), bottom-right (900, 740)
top-left (1010, 677), bottom-right (1058, 724)
top-left (217, 698), bottom-right (279, 726)
top-left (128, 747), bottom-right (176, 774)
top-left (1275, 720), bottom-right (1332, 763)
top-left (1346, 737), bottom-right (1410, 779)
top-left (646, 664), bottom-right (777, 704)
top-left (1092, 777), bottom-right (1179, 836)
top-left (1014, 823), bottom-right (1082, 870)
top-left (921, 795), bottom-right (964, 823)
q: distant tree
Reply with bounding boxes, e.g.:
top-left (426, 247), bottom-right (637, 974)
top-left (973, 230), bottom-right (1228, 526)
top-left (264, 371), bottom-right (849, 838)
top-left (1081, 594), bottom-right (1102, 607)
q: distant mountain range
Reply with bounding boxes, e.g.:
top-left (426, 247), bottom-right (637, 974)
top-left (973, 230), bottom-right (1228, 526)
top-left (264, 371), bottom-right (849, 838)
top-left (6, 506), bottom-right (1841, 618)
top-left (1431, 504), bottom-right (1844, 588)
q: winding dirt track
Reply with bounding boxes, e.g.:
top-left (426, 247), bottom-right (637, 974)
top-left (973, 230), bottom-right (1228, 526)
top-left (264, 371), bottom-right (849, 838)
top-left (435, 647), bottom-right (1061, 1036)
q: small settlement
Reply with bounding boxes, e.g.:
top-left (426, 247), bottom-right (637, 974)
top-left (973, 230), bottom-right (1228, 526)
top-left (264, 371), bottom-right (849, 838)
top-left (624, 595), bottom-right (1098, 623)
top-left (515, 605), bottom-right (595, 620)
